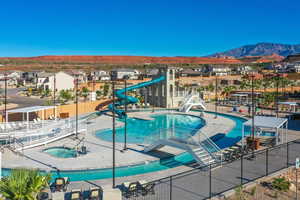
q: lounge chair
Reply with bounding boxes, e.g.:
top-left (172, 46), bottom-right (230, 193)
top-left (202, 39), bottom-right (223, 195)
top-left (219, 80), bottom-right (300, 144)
top-left (5, 123), bottom-right (13, 131)
top-left (70, 189), bottom-right (82, 200)
top-left (54, 177), bottom-right (69, 192)
top-left (138, 181), bottom-right (155, 196)
top-left (88, 187), bottom-right (103, 200)
top-left (122, 182), bottom-right (139, 198)
top-left (259, 137), bottom-right (276, 147)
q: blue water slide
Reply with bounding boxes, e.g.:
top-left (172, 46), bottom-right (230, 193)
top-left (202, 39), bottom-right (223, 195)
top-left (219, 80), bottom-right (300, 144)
top-left (108, 76), bottom-right (165, 118)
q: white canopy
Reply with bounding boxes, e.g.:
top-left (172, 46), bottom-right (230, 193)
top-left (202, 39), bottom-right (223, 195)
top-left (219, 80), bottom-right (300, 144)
top-left (278, 102), bottom-right (298, 106)
top-left (242, 116), bottom-right (288, 147)
top-left (5, 106), bottom-right (57, 131)
top-left (7, 106), bottom-right (55, 114)
top-left (243, 116), bottom-right (287, 129)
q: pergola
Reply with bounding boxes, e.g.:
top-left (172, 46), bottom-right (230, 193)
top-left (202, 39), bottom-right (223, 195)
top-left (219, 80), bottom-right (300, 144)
top-left (231, 92), bottom-right (261, 105)
top-left (278, 101), bottom-right (298, 113)
top-left (242, 116), bottom-right (288, 146)
top-left (6, 106), bottom-right (56, 131)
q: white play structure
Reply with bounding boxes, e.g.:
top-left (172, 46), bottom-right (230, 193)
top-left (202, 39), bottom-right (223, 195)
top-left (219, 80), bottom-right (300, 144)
top-left (179, 94), bottom-right (206, 113)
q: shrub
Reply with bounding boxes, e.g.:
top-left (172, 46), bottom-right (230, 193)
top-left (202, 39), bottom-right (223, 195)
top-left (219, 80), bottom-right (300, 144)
top-left (271, 177), bottom-right (290, 192)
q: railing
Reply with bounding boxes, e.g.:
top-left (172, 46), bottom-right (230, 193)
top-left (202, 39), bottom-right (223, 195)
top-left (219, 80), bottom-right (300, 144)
top-left (179, 94), bottom-right (193, 108)
top-left (123, 139), bottom-right (300, 200)
top-left (195, 129), bottom-right (223, 164)
top-left (143, 126), bottom-right (222, 164)
top-left (0, 117), bottom-right (88, 151)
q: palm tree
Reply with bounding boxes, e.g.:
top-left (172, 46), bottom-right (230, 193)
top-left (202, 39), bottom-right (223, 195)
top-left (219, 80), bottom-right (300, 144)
top-left (222, 85), bottom-right (236, 100)
top-left (0, 168), bottom-right (51, 200)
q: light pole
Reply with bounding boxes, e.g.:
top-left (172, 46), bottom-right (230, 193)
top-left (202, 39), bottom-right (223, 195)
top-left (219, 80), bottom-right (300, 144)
top-left (251, 72), bottom-right (256, 159)
top-left (275, 73), bottom-right (279, 118)
top-left (123, 75), bottom-right (129, 151)
top-left (152, 86), bottom-right (155, 113)
top-left (4, 72), bottom-right (7, 127)
top-left (110, 72), bottom-right (117, 188)
top-left (53, 72), bottom-right (56, 118)
top-left (75, 75), bottom-right (79, 138)
top-left (214, 75), bottom-right (218, 118)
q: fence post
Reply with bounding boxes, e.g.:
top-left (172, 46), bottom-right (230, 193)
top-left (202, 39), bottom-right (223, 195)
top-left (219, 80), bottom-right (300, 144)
top-left (241, 154), bottom-right (243, 185)
top-left (287, 142), bottom-right (289, 168)
top-left (170, 176), bottom-right (172, 200)
top-left (266, 148), bottom-right (269, 176)
top-left (209, 163), bottom-right (212, 199)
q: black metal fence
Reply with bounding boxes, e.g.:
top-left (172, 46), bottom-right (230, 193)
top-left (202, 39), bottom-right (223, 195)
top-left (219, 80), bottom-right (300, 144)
top-left (122, 139), bottom-right (300, 200)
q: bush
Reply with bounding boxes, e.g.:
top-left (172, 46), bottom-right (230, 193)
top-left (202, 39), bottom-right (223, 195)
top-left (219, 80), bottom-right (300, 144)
top-left (271, 177), bottom-right (290, 192)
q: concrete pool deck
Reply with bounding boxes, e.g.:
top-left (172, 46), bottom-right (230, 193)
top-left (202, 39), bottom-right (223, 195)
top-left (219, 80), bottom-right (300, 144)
top-left (2, 110), bottom-right (235, 171)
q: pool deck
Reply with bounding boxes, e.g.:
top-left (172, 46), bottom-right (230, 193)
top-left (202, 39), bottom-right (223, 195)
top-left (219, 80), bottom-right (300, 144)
top-left (2, 110), bottom-right (234, 171)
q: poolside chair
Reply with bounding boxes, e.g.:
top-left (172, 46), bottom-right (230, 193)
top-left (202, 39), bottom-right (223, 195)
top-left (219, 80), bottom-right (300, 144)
top-left (122, 182), bottom-right (139, 198)
top-left (88, 187), bottom-right (103, 200)
top-left (0, 124), bottom-right (5, 132)
top-left (70, 189), bottom-right (82, 200)
top-left (54, 177), bottom-right (69, 192)
top-left (138, 181), bottom-right (155, 196)
top-left (5, 123), bottom-right (12, 131)
top-left (259, 137), bottom-right (276, 147)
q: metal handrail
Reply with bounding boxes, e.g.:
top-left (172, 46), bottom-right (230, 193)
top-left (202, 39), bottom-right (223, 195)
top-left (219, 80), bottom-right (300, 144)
top-left (196, 130), bottom-right (223, 164)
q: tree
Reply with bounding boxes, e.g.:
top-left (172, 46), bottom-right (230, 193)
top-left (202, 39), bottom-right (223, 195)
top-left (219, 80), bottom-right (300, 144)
top-left (222, 85), bottom-right (236, 100)
top-left (103, 84), bottom-right (110, 97)
top-left (0, 168), bottom-right (51, 200)
top-left (59, 90), bottom-right (73, 103)
top-left (81, 87), bottom-right (90, 101)
top-left (96, 90), bottom-right (102, 99)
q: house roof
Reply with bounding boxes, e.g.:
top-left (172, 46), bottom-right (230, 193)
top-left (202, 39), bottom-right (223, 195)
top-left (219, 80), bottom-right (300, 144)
top-left (112, 68), bottom-right (136, 73)
top-left (180, 69), bottom-right (202, 75)
top-left (38, 72), bottom-right (53, 78)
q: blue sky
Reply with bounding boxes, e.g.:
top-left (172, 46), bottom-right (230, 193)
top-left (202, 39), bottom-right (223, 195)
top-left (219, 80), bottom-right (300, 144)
top-left (0, 0), bottom-right (300, 57)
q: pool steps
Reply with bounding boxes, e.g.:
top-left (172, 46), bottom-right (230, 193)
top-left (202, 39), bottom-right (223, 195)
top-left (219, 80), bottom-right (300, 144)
top-left (144, 137), bottom-right (216, 166)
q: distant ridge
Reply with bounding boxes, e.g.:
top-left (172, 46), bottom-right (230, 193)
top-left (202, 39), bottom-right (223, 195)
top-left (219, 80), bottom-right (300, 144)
top-left (0, 55), bottom-right (243, 64)
top-left (209, 42), bottom-right (300, 58)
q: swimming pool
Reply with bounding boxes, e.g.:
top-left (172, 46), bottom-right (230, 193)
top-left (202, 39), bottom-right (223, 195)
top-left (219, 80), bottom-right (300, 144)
top-left (96, 113), bottom-right (205, 144)
top-left (43, 147), bottom-right (77, 158)
top-left (1, 111), bottom-right (246, 181)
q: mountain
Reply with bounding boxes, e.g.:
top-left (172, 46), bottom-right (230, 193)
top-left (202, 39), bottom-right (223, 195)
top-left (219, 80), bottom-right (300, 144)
top-left (210, 43), bottom-right (300, 58)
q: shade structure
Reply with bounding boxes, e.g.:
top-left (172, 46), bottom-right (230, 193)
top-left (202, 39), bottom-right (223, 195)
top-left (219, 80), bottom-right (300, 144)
top-left (243, 116), bottom-right (287, 129)
top-left (7, 106), bottom-right (55, 114)
top-left (242, 116), bottom-right (288, 147)
top-left (6, 106), bottom-right (57, 132)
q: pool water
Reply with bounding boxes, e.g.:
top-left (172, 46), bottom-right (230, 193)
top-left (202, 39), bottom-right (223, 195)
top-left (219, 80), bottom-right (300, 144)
top-left (43, 147), bottom-right (77, 158)
top-left (2, 111), bottom-right (247, 181)
top-left (96, 113), bottom-right (205, 144)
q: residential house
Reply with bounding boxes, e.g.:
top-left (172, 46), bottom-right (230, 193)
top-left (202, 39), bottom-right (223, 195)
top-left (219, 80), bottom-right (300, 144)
top-left (88, 70), bottom-right (110, 81)
top-left (236, 66), bottom-right (253, 75)
top-left (66, 70), bottom-right (87, 83)
top-left (286, 62), bottom-right (300, 73)
top-left (37, 71), bottom-right (75, 91)
top-left (22, 71), bottom-right (44, 82)
top-left (209, 66), bottom-right (232, 76)
top-left (180, 69), bottom-right (202, 77)
top-left (110, 68), bottom-right (141, 80)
